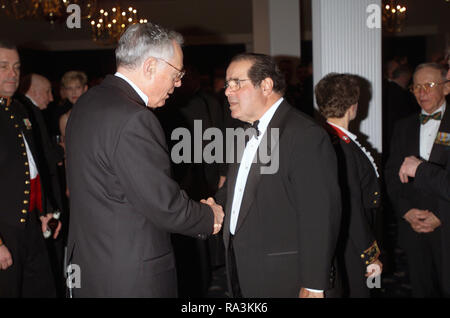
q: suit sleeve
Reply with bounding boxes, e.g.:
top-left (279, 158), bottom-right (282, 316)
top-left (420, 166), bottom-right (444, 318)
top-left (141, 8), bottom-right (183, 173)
top-left (112, 109), bottom-right (214, 237)
top-left (344, 148), bottom-right (379, 265)
top-left (289, 125), bottom-right (341, 290)
top-left (415, 162), bottom-right (450, 202)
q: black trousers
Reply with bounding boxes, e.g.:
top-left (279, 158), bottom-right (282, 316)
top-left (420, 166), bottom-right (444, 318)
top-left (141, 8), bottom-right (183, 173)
top-left (400, 223), bottom-right (443, 297)
top-left (0, 210), bottom-right (56, 298)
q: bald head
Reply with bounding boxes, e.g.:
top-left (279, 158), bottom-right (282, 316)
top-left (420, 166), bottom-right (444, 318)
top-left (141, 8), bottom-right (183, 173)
top-left (25, 74), bottom-right (54, 109)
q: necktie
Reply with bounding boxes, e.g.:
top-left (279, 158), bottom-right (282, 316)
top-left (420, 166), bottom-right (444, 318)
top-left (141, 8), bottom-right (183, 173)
top-left (419, 111), bottom-right (442, 125)
top-left (0, 96), bottom-right (11, 107)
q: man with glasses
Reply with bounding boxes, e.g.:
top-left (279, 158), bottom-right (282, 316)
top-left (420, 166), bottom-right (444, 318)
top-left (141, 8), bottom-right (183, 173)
top-left (65, 22), bottom-right (224, 297)
top-left (215, 53), bottom-right (341, 297)
top-left (385, 63), bottom-right (450, 297)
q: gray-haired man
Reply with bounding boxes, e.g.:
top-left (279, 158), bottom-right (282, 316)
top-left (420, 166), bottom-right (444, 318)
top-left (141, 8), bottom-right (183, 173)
top-left (65, 22), bottom-right (224, 297)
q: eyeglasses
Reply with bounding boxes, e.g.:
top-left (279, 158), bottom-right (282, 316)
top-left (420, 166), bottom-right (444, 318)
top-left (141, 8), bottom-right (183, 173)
top-left (158, 58), bottom-right (185, 82)
top-left (409, 81), bottom-right (449, 94)
top-left (224, 78), bottom-right (251, 92)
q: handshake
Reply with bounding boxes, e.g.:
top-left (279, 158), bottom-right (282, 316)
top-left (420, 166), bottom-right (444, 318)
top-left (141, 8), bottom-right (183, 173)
top-left (201, 197), bottom-right (224, 235)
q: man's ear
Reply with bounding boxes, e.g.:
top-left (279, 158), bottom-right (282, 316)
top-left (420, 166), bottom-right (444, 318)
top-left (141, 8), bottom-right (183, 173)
top-left (261, 77), bottom-right (274, 96)
top-left (83, 85), bottom-right (88, 93)
top-left (143, 57), bottom-right (157, 79)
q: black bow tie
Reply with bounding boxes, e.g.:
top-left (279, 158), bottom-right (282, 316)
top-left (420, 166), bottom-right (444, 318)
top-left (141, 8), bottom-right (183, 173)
top-left (420, 111), bottom-right (442, 124)
top-left (245, 120), bottom-right (260, 140)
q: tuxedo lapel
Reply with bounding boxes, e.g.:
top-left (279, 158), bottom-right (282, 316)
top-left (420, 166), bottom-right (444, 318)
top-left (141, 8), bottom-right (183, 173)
top-left (429, 107), bottom-right (450, 165)
top-left (233, 101), bottom-right (290, 234)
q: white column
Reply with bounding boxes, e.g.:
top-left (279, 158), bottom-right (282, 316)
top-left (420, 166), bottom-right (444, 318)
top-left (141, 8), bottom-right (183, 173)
top-left (252, 0), bottom-right (301, 58)
top-left (312, 0), bottom-right (383, 153)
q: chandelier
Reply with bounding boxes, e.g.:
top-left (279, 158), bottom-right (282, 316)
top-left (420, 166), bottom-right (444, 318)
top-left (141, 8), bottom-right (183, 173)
top-left (90, 4), bottom-right (147, 45)
top-left (0, 0), bottom-right (97, 24)
top-left (382, 1), bottom-right (407, 33)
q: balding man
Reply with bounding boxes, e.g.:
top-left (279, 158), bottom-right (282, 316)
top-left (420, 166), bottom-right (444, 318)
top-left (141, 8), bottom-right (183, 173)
top-left (0, 42), bottom-right (58, 297)
top-left (385, 63), bottom-right (450, 297)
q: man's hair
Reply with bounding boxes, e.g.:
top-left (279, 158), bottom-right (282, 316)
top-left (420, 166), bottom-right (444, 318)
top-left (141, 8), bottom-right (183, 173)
top-left (230, 53), bottom-right (286, 94)
top-left (0, 40), bottom-right (17, 51)
top-left (414, 63), bottom-right (447, 81)
top-left (115, 22), bottom-right (183, 70)
top-left (61, 71), bottom-right (88, 88)
top-left (315, 73), bottom-right (360, 119)
top-left (392, 64), bottom-right (412, 79)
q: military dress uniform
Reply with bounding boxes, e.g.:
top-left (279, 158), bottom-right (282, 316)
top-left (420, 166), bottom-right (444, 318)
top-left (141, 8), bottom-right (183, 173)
top-left (326, 123), bottom-right (381, 297)
top-left (0, 96), bottom-right (55, 297)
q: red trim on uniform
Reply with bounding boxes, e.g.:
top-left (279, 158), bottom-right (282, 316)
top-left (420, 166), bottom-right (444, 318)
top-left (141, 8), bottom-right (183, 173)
top-left (29, 174), bottom-right (43, 213)
top-left (327, 123), bottom-right (351, 144)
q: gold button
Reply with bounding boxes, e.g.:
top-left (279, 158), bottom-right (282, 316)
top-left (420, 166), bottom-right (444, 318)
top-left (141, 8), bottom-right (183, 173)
top-left (21, 143), bottom-right (24, 147)
top-left (14, 124), bottom-right (19, 128)
top-left (5, 107), bottom-right (9, 111)
top-left (20, 218), bottom-right (26, 223)
top-left (25, 180), bottom-right (30, 185)
top-left (24, 190), bottom-right (29, 194)
top-left (361, 254), bottom-right (365, 258)
top-left (25, 171), bottom-right (29, 175)
top-left (18, 133), bottom-right (22, 138)
top-left (23, 200), bottom-right (28, 204)
top-left (366, 261), bottom-right (369, 265)
top-left (373, 200), bottom-right (377, 204)
top-left (22, 209), bottom-right (27, 214)
top-left (25, 162), bottom-right (28, 166)
top-left (374, 192), bottom-right (379, 195)
top-left (22, 152), bottom-right (26, 156)
top-left (10, 115), bottom-right (14, 119)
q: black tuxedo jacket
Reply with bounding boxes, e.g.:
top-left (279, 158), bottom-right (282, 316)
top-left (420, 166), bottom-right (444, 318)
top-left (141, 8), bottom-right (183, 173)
top-left (216, 101), bottom-right (341, 297)
top-left (385, 106), bottom-right (450, 294)
top-left (0, 99), bottom-right (50, 238)
top-left (65, 75), bottom-right (214, 297)
top-left (326, 124), bottom-right (381, 296)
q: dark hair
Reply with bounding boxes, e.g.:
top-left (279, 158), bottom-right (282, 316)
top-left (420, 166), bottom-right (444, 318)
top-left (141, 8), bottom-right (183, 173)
top-left (392, 64), bottom-right (412, 79)
top-left (315, 73), bottom-right (360, 119)
top-left (231, 53), bottom-right (286, 94)
top-left (0, 40), bottom-right (17, 50)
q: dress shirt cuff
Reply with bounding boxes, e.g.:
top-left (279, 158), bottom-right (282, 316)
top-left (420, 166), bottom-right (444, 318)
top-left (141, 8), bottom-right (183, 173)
top-left (306, 288), bottom-right (323, 293)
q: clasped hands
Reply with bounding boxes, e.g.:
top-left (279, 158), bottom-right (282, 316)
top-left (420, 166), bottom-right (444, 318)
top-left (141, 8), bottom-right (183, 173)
top-left (200, 197), bottom-right (224, 235)
top-left (404, 208), bottom-right (441, 233)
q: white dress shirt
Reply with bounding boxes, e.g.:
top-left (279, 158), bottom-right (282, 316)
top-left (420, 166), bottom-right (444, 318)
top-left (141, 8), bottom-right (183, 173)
top-left (115, 72), bottom-right (149, 106)
top-left (229, 97), bottom-right (283, 235)
top-left (21, 96), bottom-right (39, 179)
top-left (420, 103), bottom-right (446, 161)
top-left (327, 122), bottom-right (379, 178)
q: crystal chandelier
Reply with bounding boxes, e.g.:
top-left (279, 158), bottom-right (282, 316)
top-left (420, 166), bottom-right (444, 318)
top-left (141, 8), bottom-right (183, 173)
top-left (382, 1), bottom-right (407, 33)
top-left (90, 4), bottom-right (147, 45)
top-left (0, 0), bottom-right (97, 24)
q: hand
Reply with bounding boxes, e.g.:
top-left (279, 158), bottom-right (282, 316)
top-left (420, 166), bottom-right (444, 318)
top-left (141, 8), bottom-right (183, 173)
top-left (39, 214), bottom-right (62, 239)
top-left (366, 259), bottom-right (383, 278)
top-left (201, 197), bottom-right (224, 235)
top-left (0, 244), bottom-right (13, 270)
top-left (419, 212), bottom-right (442, 233)
top-left (299, 288), bottom-right (324, 298)
top-left (399, 156), bottom-right (423, 183)
top-left (403, 208), bottom-right (430, 232)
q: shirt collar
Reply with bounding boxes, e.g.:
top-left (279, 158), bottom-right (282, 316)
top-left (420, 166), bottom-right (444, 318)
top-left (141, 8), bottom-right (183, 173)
top-left (25, 94), bottom-right (38, 107)
top-left (254, 97), bottom-right (283, 135)
top-left (327, 121), bottom-right (358, 142)
top-left (115, 72), bottom-right (149, 106)
top-left (421, 102), bottom-right (446, 116)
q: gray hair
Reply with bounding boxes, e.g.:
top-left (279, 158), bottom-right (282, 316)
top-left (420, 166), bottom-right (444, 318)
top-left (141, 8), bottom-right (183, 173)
top-left (414, 63), bottom-right (447, 81)
top-left (115, 22), bottom-right (183, 70)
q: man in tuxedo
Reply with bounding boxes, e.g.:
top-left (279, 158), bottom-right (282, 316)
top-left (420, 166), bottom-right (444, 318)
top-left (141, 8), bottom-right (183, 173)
top-left (0, 41), bottom-right (59, 297)
top-left (215, 53), bottom-right (341, 298)
top-left (385, 63), bottom-right (450, 297)
top-left (65, 23), bottom-right (224, 297)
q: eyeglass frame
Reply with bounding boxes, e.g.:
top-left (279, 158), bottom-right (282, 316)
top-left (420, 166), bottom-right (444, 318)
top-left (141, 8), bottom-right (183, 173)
top-left (224, 78), bottom-right (252, 91)
top-left (157, 58), bottom-right (185, 82)
top-left (409, 81), bottom-right (450, 94)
